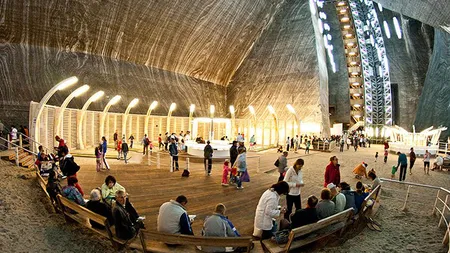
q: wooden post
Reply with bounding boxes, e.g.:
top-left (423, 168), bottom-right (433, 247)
top-left (401, 185), bottom-right (411, 211)
top-left (438, 195), bottom-right (449, 228)
top-left (442, 226), bottom-right (449, 246)
top-left (433, 189), bottom-right (440, 215)
top-left (15, 147), bottom-right (19, 166)
top-left (19, 135), bottom-right (23, 148)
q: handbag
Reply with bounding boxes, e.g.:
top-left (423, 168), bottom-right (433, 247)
top-left (240, 170), bottom-right (250, 182)
top-left (274, 229), bottom-right (290, 244)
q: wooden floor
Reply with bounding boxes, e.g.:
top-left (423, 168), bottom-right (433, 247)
top-left (75, 148), bottom-right (312, 236)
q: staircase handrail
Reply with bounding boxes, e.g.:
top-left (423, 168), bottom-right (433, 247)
top-left (0, 136), bottom-right (37, 155)
top-left (17, 132), bottom-right (52, 154)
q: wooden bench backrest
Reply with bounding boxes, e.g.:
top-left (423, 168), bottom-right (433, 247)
top-left (36, 171), bottom-right (51, 199)
top-left (286, 207), bottom-right (354, 249)
top-left (139, 230), bottom-right (252, 251)
top-left (57, 194), bottom-right (108, 227)
top-left (361, 185), bottom-right (381, 214)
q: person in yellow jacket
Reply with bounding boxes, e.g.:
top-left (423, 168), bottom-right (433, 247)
top-left (353, 162), bottom-right (368, 179)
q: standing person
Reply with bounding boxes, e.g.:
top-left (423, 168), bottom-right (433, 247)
top-left (113, 130), bottom-right (118, 150)
top-left (346, 138), bottom-right (351, 150)
top-left (276, 151), bottom-right (288, 182)
top-left (383, 140), bottom-right (390, 151)
top-left (235, 148), bottom-right (247, 189)
top-left (221, 160), bottom-right (231, 186)
top-left (375, 152), bottom-right (379, 162)
top-left (283, 158), bottom-right (305, 219)
top-left (142, 134), bottom-right (149, 155)
top-left (95, 145), bottom-right (102, 172)
top-left (116, 138), bottom-right (122, 160)
top-left (290, 137), bottom-right (294, 152)
top-left (122, 138), bottom-right (129, 164)
top-left (101, 136), bottom-right (110, 170)
top-left (423, 150), bottom-right (431, 175)
top-left (253, 181), bottom-right (289, 239)
top-left (397, 152), bottom-right (408, 181)
top-left (158, 134), bottom-right (163, 150)
top-left (384, 149), bottom-right (389, 163)
top-left (229, 141), bottom-right (239, 167)
top-left (128, 134), bottom-right (135, 148)
top-left (249, 135), bottom-right (256, 151)
top-left (10, 125), bottom-right (18, 144)
top-left (339, 138), bottom-right (345, 152)
top-left (305, 140), bottom-right (311, 154)
top-left (60, 147), bottom-right (83, 195)
top-left (286, 137), bottom-right (290, 151)
top-left (294, 135), bottom-right (299, 152)
top-left (409, 147), bottom-right (416, 175)
top-left (164, 132), bottom-right (169, 151)
top-left (324, 156), bottom-right (340, 187)
top-left (204, 141), bottom-right (213, 176)
top-left (169, 137), bottom-right (179, 171)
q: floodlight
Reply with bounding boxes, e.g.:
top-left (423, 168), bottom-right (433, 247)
top-left (267, 105), bottom-right (275, 115)
top-left (73, 85), bottom-right (90, 97)
top-left (189, 104), bottom-right (195, 113)
top-left (150, 101), bottom-right (158, 110)
top-left (248, 105), bottom-right (255, 115)
top-left (57, 76), bottom-right (78, 91)
top-left (169, 103), bottom-right (176, 112)
top-left (286, 104), bottom-right (296, 114)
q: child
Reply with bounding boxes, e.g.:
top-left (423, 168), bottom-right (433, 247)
top-left (117, 138), bottom-right (122, 160)
top-left (149, 140), bottom-right (153, 154)
top-left (391, 165), bottom-right (398, 179)
top-left (95, 146), bottom-right (102, 172)
top-left (277, 145), bottom-right (283, 153)
top-left (375, 152), bottom-right (379, 162)
top-left (353, 162), bottom-right (368, 179)
top-left (384, 149), bottom-right (388, 163)
top-left (222, 160), bottom-right (231, 186)
top-left (229, 166), bottom-right (238, 185)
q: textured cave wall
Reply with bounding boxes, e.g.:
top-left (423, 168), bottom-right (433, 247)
top-left (414, 29), bottom-right (450, 141)
top-left (1, 0), bottom-right (283, 86)
top-left (227, 0), bottom-right (330, 134)
top-left (373, 0), bottom-right (450, 28)
top-left (324, 4), bottom-right (351, 126)
top-left (376, 8), bottom-right (434, 130)
top-left (0, 44), bottom-right (226, 127)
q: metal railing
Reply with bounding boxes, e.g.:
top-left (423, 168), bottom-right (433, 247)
top-left (0, 136), bottom-right (37, 166)
top-left (16, 132), bottom-right (52, 154)
top-left (380, 178), bottom-right (450, 249)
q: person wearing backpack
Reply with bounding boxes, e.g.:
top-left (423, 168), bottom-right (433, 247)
top-left (276, 151), bottom-right (288, 182)
top-left (60, 147), bottom-right (84, 195)
top-left (122, 138), bottom-right (129, 164)
top-left (142, 134), bottom-right (150, 155)
top-left (204, 141), bottom-right (214, 176)
top-left (169, 137), bottom-right (179, 171)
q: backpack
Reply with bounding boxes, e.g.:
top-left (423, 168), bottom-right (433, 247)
top-left (144, 138), bottom-right (150, 145)
top-left (274, 159), bottom-right (280, 167)
top-left (182, 169), bottom-right (190, 177)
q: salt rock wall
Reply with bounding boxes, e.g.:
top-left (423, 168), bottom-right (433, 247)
top-left (227, 0), bottom-right (329, 132)
top-left (0, 44), bottom-right (226, 126)
top-left (414, 29), bottom-right (450, 140)
top-left (376, 8), bottom-right (434, 129)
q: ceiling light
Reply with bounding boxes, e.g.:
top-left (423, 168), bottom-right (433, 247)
top-left (248, 105), bottom-right (255, 115)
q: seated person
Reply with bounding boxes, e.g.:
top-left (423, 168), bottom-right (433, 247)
top-left (157, 195), bottom-right (194, 235)
top-left (101, 175), bottom-right (125, 205)
top-left (112, 190), bottom-right (144, 240)
top-left (62, 177), bottom-right (85, 206)
top-left (290, 195), bottom-right (319, 229)
top-left (202, 203), bottom-right (240, 252)
top-left (368, 169), bottom-right (381, 191)
top-left (46, 169), bottom-right (62, 206)
top-left (316, 188), bottom-right (335, 219)
top-left (354, 181), bottom-right (369, 212)
top-left (327, 183), bottom-right (346, 213)
top-left (86, 189), bottom-right (114, 229)
top-left (432, 155), bottom-right (444, 171)
top-left (352, 162), bottom-right (368, 179)
top-left (277, 146), bottom-right (283, 153)
top-left (340, 182), bottom-right (357, 213)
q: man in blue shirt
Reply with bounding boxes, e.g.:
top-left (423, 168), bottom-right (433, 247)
top-left (397, 152), bottom-right (408, 181)
top-left (169, 138), bottom-right (179, 171)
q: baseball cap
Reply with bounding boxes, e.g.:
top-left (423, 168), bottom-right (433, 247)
top-left (327, 183), bottom-right (336, 189)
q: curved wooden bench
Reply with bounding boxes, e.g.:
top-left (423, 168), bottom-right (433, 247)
top-left (57, 194), bottom-right (141, 250)
top-left (139, 230), bottom-right (254, 253)
top-left (261, 208), bottom-right (354, 253)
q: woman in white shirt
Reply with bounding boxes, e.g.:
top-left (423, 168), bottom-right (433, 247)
top-left (283, 159), bottom-right (305, 219)
top-left (253, 181), bottom-right (289, 240)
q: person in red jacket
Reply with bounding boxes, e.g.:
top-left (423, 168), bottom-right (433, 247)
top-left (324, 156), bottom-right (340, 187)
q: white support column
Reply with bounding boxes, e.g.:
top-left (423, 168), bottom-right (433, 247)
top-left (99, 95), bottom-right (121, 140)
